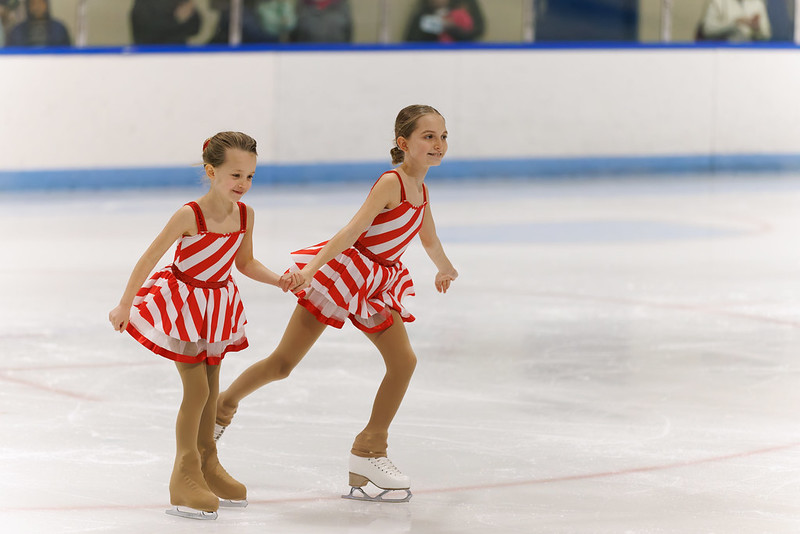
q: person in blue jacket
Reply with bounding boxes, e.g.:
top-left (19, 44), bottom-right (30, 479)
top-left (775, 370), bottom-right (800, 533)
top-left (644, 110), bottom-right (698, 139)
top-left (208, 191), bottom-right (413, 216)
top-left (7, 0), bottom-right (70, 47)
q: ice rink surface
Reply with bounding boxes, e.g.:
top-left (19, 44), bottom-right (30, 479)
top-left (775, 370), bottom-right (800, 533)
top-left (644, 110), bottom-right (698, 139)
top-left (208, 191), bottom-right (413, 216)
top-left (3, 172), bottom-right (800, 533)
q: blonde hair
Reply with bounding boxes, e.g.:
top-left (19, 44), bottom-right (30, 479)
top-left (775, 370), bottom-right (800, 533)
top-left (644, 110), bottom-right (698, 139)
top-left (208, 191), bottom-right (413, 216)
top-left (391, 105), bottom-right (443, 165)
top-left (202, 131), bottom-right (257, 167)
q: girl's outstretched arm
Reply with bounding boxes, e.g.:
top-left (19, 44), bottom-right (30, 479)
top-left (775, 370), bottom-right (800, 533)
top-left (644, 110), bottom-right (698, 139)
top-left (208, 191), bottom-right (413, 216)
top-left (419, 201), bottom-right (458, 294)
top-left (292, 175), bottom-right (400, 290)
top-left (108, 205), bottom-right (196, 332)
top-left (234, 205), bottom-right (293, 291)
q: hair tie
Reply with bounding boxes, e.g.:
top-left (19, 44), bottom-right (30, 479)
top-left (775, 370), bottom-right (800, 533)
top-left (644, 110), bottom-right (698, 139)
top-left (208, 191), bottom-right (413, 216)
top-left (202, 139), bottom-right (210, 152)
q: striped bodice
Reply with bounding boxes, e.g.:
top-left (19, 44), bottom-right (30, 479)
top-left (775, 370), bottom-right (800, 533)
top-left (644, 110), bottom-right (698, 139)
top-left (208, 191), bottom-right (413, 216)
top-left (356, 171), bottom-right (427, 263)
top-left (173, 202), bottom-right (246, 283)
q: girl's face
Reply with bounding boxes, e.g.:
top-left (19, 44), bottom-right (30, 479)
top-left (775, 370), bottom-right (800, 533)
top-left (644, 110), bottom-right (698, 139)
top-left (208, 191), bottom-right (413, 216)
top-left (400, 113), bottom-right (448, 167)
top-left (207, 148), bottom-right (256, 202)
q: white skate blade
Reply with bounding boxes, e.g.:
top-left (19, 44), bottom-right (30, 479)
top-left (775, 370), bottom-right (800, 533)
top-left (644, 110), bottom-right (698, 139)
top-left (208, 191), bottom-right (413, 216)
top-left (219, 499), bottom-right (248, 508)
top-left (342, 486), bottom-right (412, 503)
top-left (165, 506), bottom-right (218, 520)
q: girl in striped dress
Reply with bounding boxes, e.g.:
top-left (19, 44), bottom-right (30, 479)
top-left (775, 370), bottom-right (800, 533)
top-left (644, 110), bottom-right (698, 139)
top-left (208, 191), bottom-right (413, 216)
top-left (215, 105), bottom-right (458, 502)
top-left (108, 132), bottom-right (297, 519)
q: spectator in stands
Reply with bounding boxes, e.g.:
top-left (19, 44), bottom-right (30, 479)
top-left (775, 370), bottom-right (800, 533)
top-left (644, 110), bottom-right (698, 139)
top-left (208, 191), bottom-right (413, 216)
top-left (130, 0), bottom-right (201, 46)
top-left (405, 0), bottom-right (485, 43)
top-left (764, 0), bottom-right (793, 41)
top-left (208, 0), bottom-right (284, 44)
top-left (697, 0), bottom-right (771, 41)
top-left (6, 0), bottom-right (70, 47)
top-left (0, 0), bottom-right (20, 47)
top-left (257, 0), bottom-right (296, 41)
top-left (291, 0), bottom-right (352, 43)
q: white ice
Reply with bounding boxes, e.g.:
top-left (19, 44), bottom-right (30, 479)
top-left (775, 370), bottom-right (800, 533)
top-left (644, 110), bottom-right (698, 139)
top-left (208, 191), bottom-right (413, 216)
top-left (2, 173), bottom-right (800, 533)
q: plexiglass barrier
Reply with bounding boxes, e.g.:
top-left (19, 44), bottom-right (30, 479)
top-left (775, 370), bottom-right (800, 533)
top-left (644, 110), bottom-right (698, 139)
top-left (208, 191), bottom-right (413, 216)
top-left (0, 0), bottom-right (795, 49)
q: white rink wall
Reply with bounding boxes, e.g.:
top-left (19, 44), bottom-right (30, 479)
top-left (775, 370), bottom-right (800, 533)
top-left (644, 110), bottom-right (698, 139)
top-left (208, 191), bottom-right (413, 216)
top-left (2, 46), bottom-right (800, 185)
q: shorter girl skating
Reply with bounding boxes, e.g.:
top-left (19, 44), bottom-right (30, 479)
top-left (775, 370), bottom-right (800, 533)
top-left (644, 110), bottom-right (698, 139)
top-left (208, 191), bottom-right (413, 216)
top-left (214, 105), bottom-right (458, 502)
top-left (108, 131), bottom-right (296, 519)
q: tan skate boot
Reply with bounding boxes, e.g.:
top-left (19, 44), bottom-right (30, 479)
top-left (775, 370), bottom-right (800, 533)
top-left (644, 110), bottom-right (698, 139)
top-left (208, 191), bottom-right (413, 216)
top-left (200, 447), bottom-right (248, 507)
top-left (167, 452), bottom-right (219, 519)
top-left (199, 397), bottom-right (247, 507)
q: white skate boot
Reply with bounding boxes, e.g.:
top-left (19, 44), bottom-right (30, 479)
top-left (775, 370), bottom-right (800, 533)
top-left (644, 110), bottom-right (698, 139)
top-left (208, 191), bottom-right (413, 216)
top-left (213, 423), bottom-right (227, 442)
top-left (342, 454), bottom-right (412, 503)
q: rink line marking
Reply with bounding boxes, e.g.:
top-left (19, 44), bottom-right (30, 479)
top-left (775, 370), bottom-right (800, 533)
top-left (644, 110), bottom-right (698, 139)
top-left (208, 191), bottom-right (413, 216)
top-left (416, 441), bottom-right (800, 495)
top-left (5, 442), bottom-right (800, 512)
top-left (0, 372), bottom-right (101, 401)
top-left (1, 361), bottom-right (159, 372)
top-left (0, 362), bottom-right (158, 400)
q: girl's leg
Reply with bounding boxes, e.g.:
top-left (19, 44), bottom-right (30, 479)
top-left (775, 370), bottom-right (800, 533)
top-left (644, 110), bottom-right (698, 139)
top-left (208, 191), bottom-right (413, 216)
top-left (217, 304), bottom-right (327, 426)
top-left (197, 363), bottom-right (247, 502)
top-left (172, 362), bottom-right (219, 512)
top-left (352, 310), bottom-right (417, 458)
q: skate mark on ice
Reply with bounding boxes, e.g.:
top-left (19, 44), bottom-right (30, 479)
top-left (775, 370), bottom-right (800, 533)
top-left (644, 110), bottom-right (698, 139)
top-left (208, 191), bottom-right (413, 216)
top-left (415, 440), bottom-right (800, 495)
top-left (0, 371), bottom-right (101, 401)
top-left (0, 362), bottom-right (157, 401)
top-left (522, 290), bottom-right (800, 328)
top-left (4, 441), bottom-right (800, 512)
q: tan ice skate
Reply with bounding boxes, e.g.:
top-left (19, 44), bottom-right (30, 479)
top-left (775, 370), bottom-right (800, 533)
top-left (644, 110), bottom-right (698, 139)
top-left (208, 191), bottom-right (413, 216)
top-left (167, 454), bottom-right (219, 520)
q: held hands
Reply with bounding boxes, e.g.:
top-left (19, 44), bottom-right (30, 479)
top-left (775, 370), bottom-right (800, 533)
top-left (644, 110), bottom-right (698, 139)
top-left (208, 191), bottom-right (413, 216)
top-left (278, 270), bottom-right (310, 293)
top-left (108, 304), bottom-right (130, 333)
top-left (435, 269), bottom-right (458, 294)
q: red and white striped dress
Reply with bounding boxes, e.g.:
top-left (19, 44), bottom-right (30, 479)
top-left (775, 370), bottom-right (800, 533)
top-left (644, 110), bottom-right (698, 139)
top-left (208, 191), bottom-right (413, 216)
top-left (126, 202), bottom-right (248, 365)
top-left (291, 170), bottom-right (427, 333)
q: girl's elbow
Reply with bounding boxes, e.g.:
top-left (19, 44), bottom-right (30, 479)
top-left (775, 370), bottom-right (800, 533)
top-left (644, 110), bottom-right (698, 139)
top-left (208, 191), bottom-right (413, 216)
top-left (235, 259), bottom-right (251, 274)
top-left (420, 235), bottom-right (440, 250)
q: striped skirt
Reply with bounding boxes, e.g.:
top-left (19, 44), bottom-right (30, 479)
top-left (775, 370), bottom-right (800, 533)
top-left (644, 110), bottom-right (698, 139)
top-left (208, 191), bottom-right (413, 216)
top-left (290, 241), bottom-right (416, 333)
top-left (126, 265), bottom-right (248, 365)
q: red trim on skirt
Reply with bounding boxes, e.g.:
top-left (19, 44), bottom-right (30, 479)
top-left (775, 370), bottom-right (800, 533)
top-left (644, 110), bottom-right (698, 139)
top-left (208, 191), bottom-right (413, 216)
top-left (297, 295), bottom-right (415, 333)
top-left (126, 323), bottom-right (248, 365)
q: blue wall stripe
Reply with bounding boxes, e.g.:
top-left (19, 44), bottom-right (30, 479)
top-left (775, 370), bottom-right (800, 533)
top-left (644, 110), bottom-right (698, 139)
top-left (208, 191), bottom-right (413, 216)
top-left (1, 40), bottom-right (798, 57)
top-left (3, 155), bottom-right (800, 191)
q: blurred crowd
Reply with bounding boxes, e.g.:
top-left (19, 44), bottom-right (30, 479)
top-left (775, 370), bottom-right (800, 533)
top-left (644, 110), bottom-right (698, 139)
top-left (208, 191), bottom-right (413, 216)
top-left (0, 0), bottom-right (794, 48)
top-left (1, 0), bottom-right (71, 47)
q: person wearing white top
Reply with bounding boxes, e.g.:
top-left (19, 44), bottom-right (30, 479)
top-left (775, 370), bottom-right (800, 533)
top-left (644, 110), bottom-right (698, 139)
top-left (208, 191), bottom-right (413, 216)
top-left (699, 0), bottom-right (772, 41)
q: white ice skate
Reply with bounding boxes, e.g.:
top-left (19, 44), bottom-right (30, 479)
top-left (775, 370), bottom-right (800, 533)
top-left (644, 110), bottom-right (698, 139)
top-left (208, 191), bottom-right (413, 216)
top-left (213, 423), bottom-right (227, 442)
top-left (165, 506), bottom-right (218, 520)
top-left (342, 454), bottom-right (412, 503)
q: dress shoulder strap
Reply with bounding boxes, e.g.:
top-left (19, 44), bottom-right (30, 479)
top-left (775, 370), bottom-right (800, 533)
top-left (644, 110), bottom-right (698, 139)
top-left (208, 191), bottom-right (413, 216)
top-left (378, 169), bottom-right (406, 201)
top-left (186, 202), bottom-right (207, 232)
top-left (237, 202), bottom-right (247, 232)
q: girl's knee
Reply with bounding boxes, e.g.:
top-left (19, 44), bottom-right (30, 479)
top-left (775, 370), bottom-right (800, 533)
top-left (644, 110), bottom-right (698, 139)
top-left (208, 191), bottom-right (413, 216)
top-left (388, 350), bottom-right (417, 376)
top-left (269, 354), bottom-right (299, 381)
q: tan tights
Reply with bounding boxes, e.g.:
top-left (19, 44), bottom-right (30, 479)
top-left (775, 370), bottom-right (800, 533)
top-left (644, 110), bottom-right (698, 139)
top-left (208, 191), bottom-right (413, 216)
top-left (172, 361), bottom-right (246, 511)
top-left (217, 304), bottom-right (417, 458)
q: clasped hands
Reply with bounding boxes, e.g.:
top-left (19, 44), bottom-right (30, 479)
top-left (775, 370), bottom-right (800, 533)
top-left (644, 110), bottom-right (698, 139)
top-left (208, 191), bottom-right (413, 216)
top-left (278, 269), bottom-right (310, 293)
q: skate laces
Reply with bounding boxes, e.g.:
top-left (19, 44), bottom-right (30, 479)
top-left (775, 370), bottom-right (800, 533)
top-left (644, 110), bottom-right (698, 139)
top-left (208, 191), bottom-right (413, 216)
top-left (370, 457), bottom-right (403, 476)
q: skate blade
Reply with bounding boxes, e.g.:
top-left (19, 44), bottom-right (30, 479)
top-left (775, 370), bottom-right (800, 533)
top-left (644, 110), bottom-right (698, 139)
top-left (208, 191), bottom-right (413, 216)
top-left (219, 499), bottom-right (248, 508)
top-left (342, 486), bottom-right (412, 503)
top-left (165, 506), bottom-right (218, 520)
